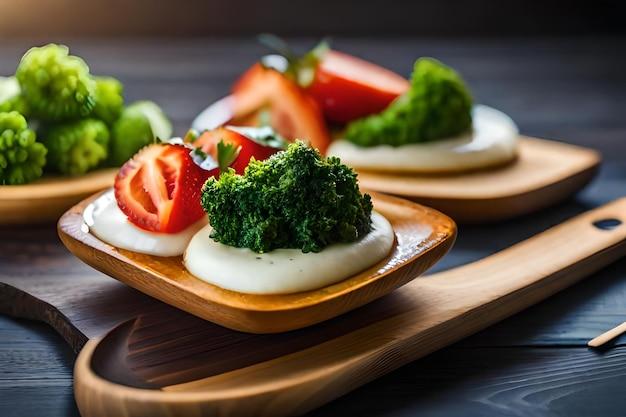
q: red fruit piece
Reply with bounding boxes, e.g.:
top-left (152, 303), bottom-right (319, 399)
top-left (307, 49), bottom-right (410, 124)
top-left (230, 63), bottom-right (331, 154)
top-left (190, 126), bottom-right (285, 175)
top-left (114, 142), bottom-right (218, 234)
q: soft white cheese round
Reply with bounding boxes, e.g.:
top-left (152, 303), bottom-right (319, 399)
top-left (183, 211), bottom-right (395, 294)
top-left (326, 104), bottom-right (519, 173)
top-left (85, 189), bottom-right (208, 257)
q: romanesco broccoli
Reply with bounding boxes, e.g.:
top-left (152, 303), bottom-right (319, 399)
top-left (0, 111), bottom-right (47, 185)
top-left (1, 43), bottom-right (173, 183)
top-left (91, 76), bottom-right (125, 125)
top-left (106, 100), bottom-right (173, 167)
top-left (39, 118), bottom-right (109, 175)
top-left (201, 140), bottom-right (373, 254)
top-left (343, 57), bottom-right (473, 147)
top-left (15, 43), bottom-right (96, 122)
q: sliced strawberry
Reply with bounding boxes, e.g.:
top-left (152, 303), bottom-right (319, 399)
top-left (253, 35), bottom-right (410, 124)
top-left (306, 49), bottom-right (410, 124)
top-left (189, 125), bottom-right (287, 175)
top-left (229, 63), bottom-right (331, 154)
top-left (114, 142), bottom-right (218, 234)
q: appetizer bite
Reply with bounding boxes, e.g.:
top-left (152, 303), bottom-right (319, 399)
top-left (88, 126), bottom-right (288, 257)
top-left (0, 43), bottom-right (172, 184)
top-left (196, 35), bottom-right (520, 175)
top-left (87, 131), bottom-right (394, 295)
top-left (327, 58), bottom-right (519, 173)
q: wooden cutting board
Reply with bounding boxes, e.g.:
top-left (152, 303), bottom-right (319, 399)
top-left (1, 198), bottom-right (625, 416)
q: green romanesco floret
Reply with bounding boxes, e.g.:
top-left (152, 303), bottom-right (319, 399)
top-left (39, 118), bottom-right (109, 175)
top-left (0, 43), bottom-right (174, 185)
top-left (201, 140), bottom-right (373, 254)
top-left (91, 76), bottom-right (125, 125)
top-left (105, 100), bottom-right (173, 167)
top-left (343, 57), bottom-right (473, 147)
top-left (0, 111), bottom-right (47, 185)
top-left (15, 43), bottom-right (96, 123)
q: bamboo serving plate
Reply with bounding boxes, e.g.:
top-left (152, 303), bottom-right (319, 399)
top-left (0, 168), bottom-right (118, 226)
top-left (354, 136), bottom-right (601, 223)
top-left (67, 197), bottom-right (626, 417)
top-left (57, 190), bottom-right (457, 333)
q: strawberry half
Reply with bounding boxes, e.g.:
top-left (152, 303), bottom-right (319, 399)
top-left (114, 142), bottom-right (218, 234)
top-left (255, 35), bottom-right (410, 124)
top-left (306, 49), bottom-right (410, 124)
top-left (229, 62), bottom-right (332, 154)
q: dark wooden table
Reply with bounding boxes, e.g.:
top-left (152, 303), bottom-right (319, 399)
top-left (1, 35), bottom-right (625, 416)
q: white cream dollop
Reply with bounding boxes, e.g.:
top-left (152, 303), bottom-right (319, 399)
top-left (85, 189), bottom-right (208, 257)
top-left (183, 211), bottom-right (395, 294)
top-left (326, 104), bottom-right (519, 173)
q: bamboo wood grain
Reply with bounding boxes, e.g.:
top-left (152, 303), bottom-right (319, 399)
top-left (588, 321), bottom-right (626, 348)
top-left (0, 168), bottom-right (117, 226)
top-left (73, 198), bottom-right (626, 417)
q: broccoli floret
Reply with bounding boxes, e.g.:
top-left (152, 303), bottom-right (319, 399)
top-left (105, 100), bottom-right (173, 167)
top-left (39, 118), bottom-right (109, 175)
top-left (1, 43), bottom-right (174, 183)
top-left (91, 76), bottom-right (124, 125)
top-left (343, 57), bottom-right (473, 147)
top-left (201, 140), bottom-right (373, 254)
top-left (0, 111), bottom-right (47, 185)
top-left (15, 43), bottom-right (96, 123)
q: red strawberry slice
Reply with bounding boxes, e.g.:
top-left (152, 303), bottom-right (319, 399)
top-left (189, 125), bottom-right (286, 175)
top-left (306, 49), bottom-right (410, 124)
top-left (114, 142), bottom-right (218, 234)
top-left (229, 63), bottom-right (332, 154)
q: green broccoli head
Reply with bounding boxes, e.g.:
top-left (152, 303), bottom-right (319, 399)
top-left (0, 111), bottom-right (47, 185)
top-left (106, 100), bottom-right (173, 167)
top-left (39, 118), bottom-right (109, 175)
top-left (15, 43), bottom-right (96, 123)
top-left (91, 76), bottom-right (125, 125)
top-left (201, 140), bottom-right (373, 253)
top-left (343, 57), bottom-right (473, 147)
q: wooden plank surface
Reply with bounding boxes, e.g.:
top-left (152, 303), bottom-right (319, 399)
top-left (61, 198), bottom-right (626, 416)
top-left (1, 36), bottom-right (626, 416)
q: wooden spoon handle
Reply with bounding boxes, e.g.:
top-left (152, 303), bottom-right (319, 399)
top-left (74, 198), bottom-right (626, 417)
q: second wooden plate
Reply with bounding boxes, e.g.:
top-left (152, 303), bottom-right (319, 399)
top-left (355, 136), bottom-right (601, 223)
top-left (0, 168), bottom-right (118, 226)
